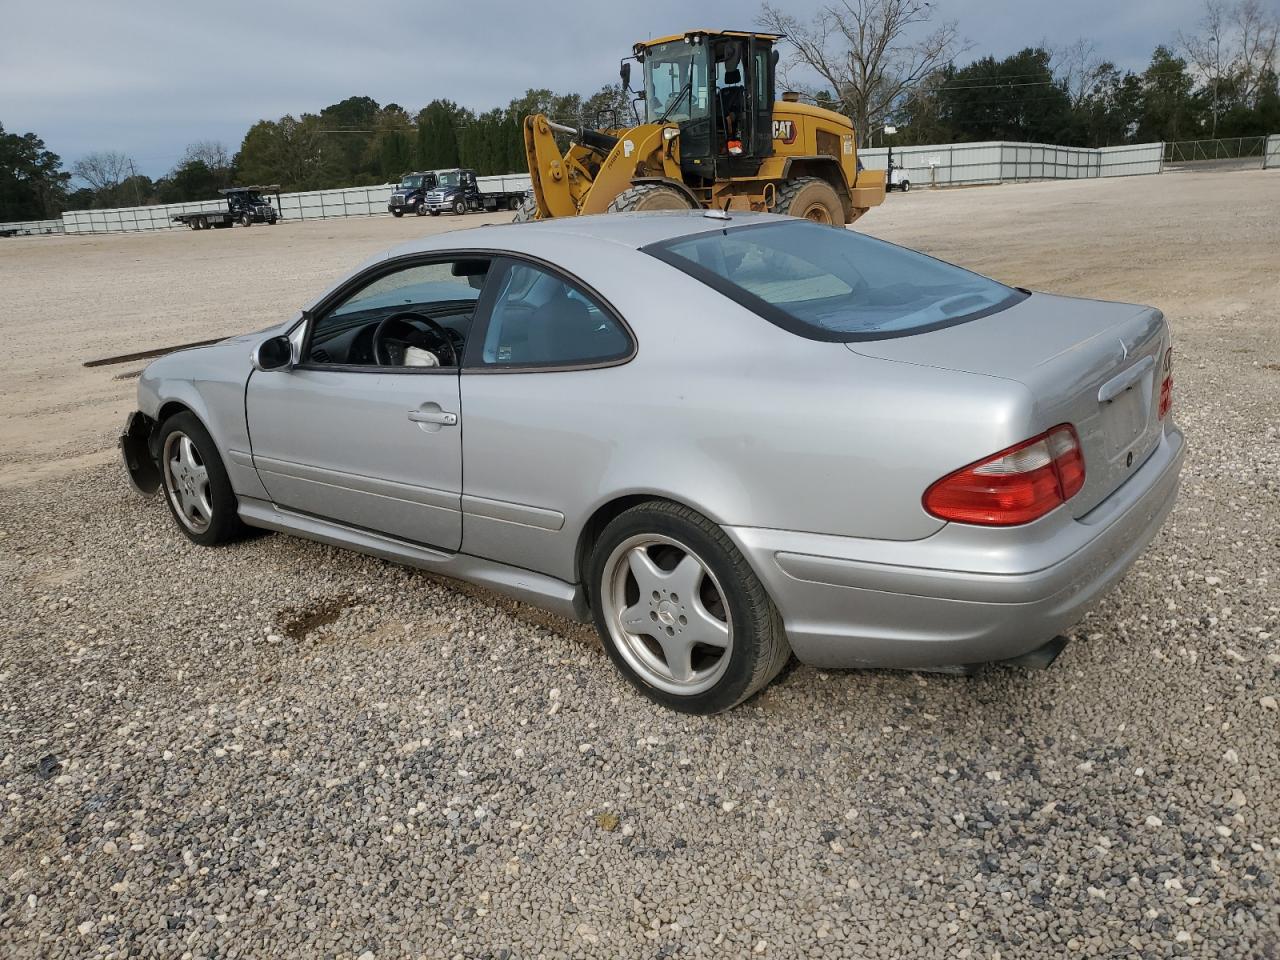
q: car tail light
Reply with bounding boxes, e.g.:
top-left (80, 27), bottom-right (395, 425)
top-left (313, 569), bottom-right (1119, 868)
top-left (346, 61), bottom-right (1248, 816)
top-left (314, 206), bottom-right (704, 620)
top-left (1158, 347), bottom-right (1173, 419)
top-left (923, 425), bottom-right (1086, 526)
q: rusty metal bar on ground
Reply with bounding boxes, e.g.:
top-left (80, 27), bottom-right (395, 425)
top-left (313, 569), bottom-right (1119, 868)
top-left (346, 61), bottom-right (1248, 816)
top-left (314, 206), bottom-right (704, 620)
top-left (83, 338), bottom-right (223, 368)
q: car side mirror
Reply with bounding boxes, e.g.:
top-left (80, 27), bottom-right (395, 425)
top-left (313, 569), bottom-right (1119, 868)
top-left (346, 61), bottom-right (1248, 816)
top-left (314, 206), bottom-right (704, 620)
top-left (252, 334), bottom-right (293, 371)
top-left (620, 62), bottom-right (631, 90)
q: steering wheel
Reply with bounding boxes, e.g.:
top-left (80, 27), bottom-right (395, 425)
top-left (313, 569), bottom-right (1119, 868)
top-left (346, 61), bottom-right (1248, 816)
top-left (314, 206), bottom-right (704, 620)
top-left (372, 312), bottom-right (459, 367)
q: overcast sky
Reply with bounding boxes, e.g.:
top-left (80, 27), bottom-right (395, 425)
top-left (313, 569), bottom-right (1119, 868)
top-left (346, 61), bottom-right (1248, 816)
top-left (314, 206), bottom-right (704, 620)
top-left (2, 0), bottom-right (1210, 179)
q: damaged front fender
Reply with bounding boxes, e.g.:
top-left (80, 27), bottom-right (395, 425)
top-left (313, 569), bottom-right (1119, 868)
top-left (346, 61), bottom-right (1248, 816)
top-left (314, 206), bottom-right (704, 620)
top-left (119, 411), bottom-right (161, 495)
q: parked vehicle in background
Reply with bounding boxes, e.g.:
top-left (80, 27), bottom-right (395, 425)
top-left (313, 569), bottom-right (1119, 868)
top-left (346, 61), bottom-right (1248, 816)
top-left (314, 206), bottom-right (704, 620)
top-left (388, 171), bottom-right (439, 217)
top-left (120, 211), bottom-right (1183, 714)
top-left (887, 165), bottom-right (911, 192)
top-left (172, 187), bottom-right (281, 230)
top-left (424, 169), bottom-right (526, 215)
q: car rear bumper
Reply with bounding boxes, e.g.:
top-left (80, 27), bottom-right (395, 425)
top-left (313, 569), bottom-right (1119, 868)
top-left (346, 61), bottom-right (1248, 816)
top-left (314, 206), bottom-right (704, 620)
top-left (725, 424), bottom-right (1185, 669)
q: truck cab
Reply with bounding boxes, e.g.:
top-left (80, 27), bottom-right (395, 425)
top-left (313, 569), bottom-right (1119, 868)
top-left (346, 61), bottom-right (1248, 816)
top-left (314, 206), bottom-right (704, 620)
top-left (424, 169), bottom-right (481, 216)
top-left (220, 187), bottom-right (278, 225)
top-left (388, 171), bottom-right (439, 217)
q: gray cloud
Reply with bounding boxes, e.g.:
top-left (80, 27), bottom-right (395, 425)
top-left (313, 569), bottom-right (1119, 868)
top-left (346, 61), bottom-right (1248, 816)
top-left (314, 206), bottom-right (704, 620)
top-left (0, 0), bottom-right (1207, 178)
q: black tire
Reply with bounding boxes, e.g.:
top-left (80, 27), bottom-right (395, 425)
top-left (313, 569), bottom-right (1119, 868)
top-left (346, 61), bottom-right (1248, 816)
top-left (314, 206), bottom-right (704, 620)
top-left (512, 196), bottom-right (538, 222)
top-left (239, 212), bottom-right (252, 227)
top-left (195, 216), bottom-right (208, 230)
top-left (188, 220), bottom-right (199, 231)
top-left (774, 176), bottom-right (845, 225)
top-left (901, 180), bottom-right (911, 193)
top-left (588, 501), bottom-right (791, 714)
top-left (606, 183), bottom-right (696, 213)
top-left (453, 199), bottom-right (467, 215)
top-left (391, 209), bottom-right (404, 218)
top-left (508, 195), bottom-right (522, 211)
top-left (156, 412), bottom-right (246, 547)
top-left (414, 204), bottom-right (427, 217)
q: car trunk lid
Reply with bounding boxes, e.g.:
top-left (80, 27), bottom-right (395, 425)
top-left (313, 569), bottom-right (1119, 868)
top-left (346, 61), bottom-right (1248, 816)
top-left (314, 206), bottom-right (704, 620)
top-left (848, 292), bottom-right (1169, 517)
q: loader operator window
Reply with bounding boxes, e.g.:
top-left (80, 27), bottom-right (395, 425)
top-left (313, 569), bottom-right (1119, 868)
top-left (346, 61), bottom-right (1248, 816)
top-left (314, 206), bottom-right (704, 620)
top-left (644, 40), bottom-right (709, 124)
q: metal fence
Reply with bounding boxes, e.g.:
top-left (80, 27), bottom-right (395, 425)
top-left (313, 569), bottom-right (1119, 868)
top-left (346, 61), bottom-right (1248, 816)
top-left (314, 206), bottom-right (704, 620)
top-left (60, 173), bottom-right (534, 235)
top-left (858, 140), bottom-right (1163, 186)
top-left (0, 218), bottom-right (65, 236)
top-left (34, 133), bottom-right (1276, 236)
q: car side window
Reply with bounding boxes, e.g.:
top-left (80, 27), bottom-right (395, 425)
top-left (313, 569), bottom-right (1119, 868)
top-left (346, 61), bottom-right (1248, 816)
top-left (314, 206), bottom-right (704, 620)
top-left (306, 258), bottom-right (491, 368)
top-left (480, 261), bottom-right (631, 367)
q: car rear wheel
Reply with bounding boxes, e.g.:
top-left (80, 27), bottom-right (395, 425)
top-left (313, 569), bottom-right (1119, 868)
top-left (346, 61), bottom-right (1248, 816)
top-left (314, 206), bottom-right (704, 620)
top-left (901, 180), bottom-right (911, 193)
top-left (775, 176), bottom-right (844, 225)
top-left (158, 412), bottom-right (246, 547)
top-left (589, 501), bottom-right (791, 713)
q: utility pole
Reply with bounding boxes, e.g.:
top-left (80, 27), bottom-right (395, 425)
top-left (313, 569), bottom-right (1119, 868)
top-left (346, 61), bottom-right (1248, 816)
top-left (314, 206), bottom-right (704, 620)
top-left (128, 159), bottom-right (142, 206)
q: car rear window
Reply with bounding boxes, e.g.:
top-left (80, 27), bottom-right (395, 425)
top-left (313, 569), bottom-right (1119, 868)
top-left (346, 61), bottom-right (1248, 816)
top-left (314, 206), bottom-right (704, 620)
top-left (643, 219), bottom-right (1027, 341)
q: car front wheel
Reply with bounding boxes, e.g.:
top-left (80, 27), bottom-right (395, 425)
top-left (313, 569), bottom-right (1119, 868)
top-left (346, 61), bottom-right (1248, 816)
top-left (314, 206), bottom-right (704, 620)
top-left (157, 412), bottom-right (246, 546)
top-left (589, 501), bottom-right (791, 713)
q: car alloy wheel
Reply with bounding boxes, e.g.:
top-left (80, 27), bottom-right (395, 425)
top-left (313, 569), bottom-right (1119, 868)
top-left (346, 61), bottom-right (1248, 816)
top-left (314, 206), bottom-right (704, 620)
top-left (602, 533), bottom-right (733, 696)
top-left (162, 431), bottom-right (213, 534)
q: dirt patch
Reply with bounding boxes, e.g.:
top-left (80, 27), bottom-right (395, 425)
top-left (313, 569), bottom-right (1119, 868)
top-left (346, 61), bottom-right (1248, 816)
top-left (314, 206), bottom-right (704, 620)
top-left (278, 594), bottom-right (355, 641)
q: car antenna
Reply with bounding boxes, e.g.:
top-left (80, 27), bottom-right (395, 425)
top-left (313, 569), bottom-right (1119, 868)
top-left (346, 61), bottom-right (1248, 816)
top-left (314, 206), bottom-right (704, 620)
top-left (703, 198), bottom-right (732, 220)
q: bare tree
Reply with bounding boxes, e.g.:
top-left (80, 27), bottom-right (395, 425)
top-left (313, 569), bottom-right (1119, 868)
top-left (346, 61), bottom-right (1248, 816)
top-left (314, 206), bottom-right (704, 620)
top-left (180, 140), bottom-right (232, 175)
top-left (1232, 0), bottom-right (1280, 102)
top-left (71, 150), bottom-right (132, 193)
top-left (1180, 0), bottom-right (1280, 133)
top-left (759, 0), bottom-right (961, 145)
top-left (1053, 38), bottom-right (1107, 107)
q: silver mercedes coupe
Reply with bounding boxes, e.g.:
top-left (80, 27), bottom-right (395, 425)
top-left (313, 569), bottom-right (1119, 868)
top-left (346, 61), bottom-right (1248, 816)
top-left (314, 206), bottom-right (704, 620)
top-left (121, 212), bottom-right (1184, 713)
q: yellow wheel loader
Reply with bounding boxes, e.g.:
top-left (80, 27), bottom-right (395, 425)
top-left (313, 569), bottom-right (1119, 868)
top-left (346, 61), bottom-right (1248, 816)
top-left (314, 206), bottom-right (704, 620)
top-left (518, 30), bottom-right (886, 224)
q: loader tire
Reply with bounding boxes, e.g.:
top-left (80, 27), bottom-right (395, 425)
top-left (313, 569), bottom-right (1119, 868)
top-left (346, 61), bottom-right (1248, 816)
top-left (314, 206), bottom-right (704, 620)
top-left (607, 183), bottom-right (696, 213)
top-left (774, 177), bottom-right (844, 225)
top-left (512, 196), bottom-right (538, 223)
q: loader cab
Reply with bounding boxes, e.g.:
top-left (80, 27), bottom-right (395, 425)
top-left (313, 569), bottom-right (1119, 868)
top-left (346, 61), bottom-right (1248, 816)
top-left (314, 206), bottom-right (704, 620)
top-left (636, 31), bottom-right (778, 179)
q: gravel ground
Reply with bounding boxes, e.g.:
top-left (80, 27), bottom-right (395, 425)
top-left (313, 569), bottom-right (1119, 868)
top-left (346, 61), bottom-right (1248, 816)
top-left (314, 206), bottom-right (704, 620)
top-left (2, 171), bottom-right (1279, 958)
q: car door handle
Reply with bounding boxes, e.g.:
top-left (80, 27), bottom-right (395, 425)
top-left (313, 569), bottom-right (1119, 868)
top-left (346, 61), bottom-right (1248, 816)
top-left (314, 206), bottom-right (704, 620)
top-left (407, 408), bottom-right (458, 426)
top-left (1098, 355), bottom-right (1154, 403)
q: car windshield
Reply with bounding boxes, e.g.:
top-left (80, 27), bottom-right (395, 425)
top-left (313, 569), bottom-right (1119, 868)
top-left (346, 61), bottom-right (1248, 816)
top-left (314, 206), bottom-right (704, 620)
top-left (646, 220), bottom-right (1027, 341)
top-left (436, 171), bottom-right (461, 188)
top-left (401, 175), bottom-right (423, 189)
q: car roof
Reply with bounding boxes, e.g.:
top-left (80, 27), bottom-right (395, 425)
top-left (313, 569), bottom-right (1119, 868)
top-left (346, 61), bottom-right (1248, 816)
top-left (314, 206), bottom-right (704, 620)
top-left (385, 211), bottom-right (790, 261)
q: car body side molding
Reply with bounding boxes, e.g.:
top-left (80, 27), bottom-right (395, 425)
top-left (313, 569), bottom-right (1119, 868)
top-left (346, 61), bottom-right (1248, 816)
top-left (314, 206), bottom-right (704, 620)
top-left (235, 496), bottom-right (589, 622)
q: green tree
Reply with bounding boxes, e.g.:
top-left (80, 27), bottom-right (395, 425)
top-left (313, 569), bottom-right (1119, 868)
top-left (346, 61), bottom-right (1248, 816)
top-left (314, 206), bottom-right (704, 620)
top-left (235, 115), bottom-right (323, 191)
top-left (0, 123), bottom-right (70, 219)
top-left (317, 96), bottom-right (382, 184)
top-left (416, 100), bottom-right (462, 169)
top-left (936, 48), bottom-right (1074, 143)
top-left (157, 160), bottom-right (221, 202)
top-left (371, 103), bottom-right (415, 181)
top-left (1135, 46), bottom-right (1201, 141)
